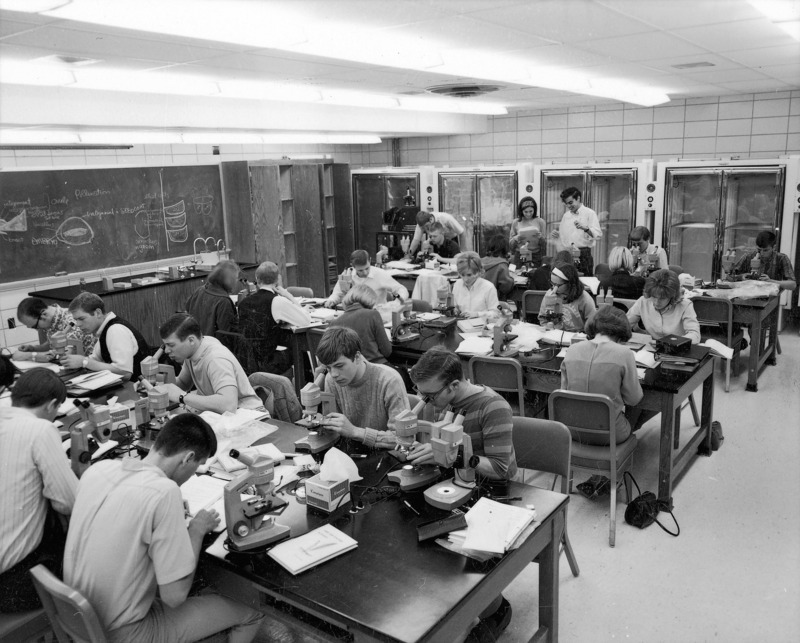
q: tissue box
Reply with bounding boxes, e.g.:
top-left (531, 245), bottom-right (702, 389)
top-left (108, 403), bottom-right (136, 437)
top-left (305, 474), bottom-right (350, 513)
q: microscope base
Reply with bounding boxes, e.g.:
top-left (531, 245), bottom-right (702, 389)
top-left (424, 480), bottom-right (475, 511)
top-left (392, 330), bottom-right (420, 343)
top-left (294, 430), bottom-right (339, 454)
top-left (494, 347), bottom-right (519, 358)
top-left (387, 464), bottom-right (440, 491)
top-left (227, 523), bottom-right (291, 552)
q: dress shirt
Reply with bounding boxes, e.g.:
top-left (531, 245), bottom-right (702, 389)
top-left (452, 277), bottom-right (499, 316)
top-left (326, 266), bottom-right (409, 306)
top-left (260, 286), bottom-right (313, 327)
top-left (558, 205), bottom-right (602, 250)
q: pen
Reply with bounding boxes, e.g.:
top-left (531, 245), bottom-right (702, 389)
top-left (376, 456), bottom-right (384, 471)
top-left (403, 500), bottom-right (420, 516)
top-left (350, 454), bottom-right (367, 459)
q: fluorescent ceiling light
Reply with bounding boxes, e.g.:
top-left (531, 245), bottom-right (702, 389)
top-left (587, 80), bottom-right (670, 107)
top-left (0, 0), bottom-right (69, 11)
top-left (748, 0), bottom-right (800, 40)
top-left (7, 0), bottom-right (670, 107)
top-left (78, 131), bottom-right (183, 145)
top-left (0, 129), bottom-right (79, 145)
top-left (0, 59), bottom-right (75, 86)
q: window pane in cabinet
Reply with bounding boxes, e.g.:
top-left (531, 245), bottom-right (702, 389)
top-left (282, 201), bottom-right (295, 232)
top-left (279, 166), bottom-right (292, 200)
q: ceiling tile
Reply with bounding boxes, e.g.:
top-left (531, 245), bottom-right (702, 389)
top-left (576, 32), bottom-right (707, 61)
top-left (595, 0), bottom-right (762, 29)
top-left (722, 44), bottom-right (800, 68)
top-left (673, 19), bottom-right (797, 52)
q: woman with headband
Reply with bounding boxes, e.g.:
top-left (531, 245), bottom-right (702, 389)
top-left (538, 263), bottom-right (596, 331)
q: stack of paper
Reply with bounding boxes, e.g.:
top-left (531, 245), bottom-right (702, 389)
top-left (700, 338), bottom-right (734, 360)
top-left (539, 329), bottom-right (579, 346)
top-left (455, 335), bottom-right (493, 356)
top-left (457, 318), bottom-right (485, 333)
top-left (198, 409), bottom-right (272, 435)
top-left (268, 524), bottom-right (358, 575)
top-left (67, 371), bottom-right (124, 393)
top-left (214, 443), bottom-right (285, 473)
top-left (461, 497), bottom-right (537, 554)
top-left (309, 308), bottom-right (339, 321)
top-left (634, 349), bottom-right (658, 369)
top-left (11, 359), bottom-right (61, 373)
top-left (180, 474), bottom-right (230, 531)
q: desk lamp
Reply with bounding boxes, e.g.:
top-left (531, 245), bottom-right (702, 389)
top-left (224, 449), bottom-right (289, 551)
top-left (295, 372), bottom-right (339, 453)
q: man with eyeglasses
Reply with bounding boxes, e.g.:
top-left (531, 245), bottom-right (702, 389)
top-left (13, 297), bottom-right (95, 363)
top-left (730, 230), bottom-right (796, 291)
top-left (628, 226), bottom-right (668, 273)
top-left (324, 249), bottom-right (409, 308)
top-left (314, 327), bottom-right (409, 450)
top-left (407, 346), bottom-right (517, 641)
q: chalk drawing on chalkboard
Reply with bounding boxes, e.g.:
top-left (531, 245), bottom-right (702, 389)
top-left (167, 226), bottom-right (188, 242)
top-left (56, 216), bottom-right (94, 245)
top-left (0, 208), bottom-right (28, 234)
top-left (135, 209), bottom-right (163, 239)
top-left (193, 195), bottom-right (213, 216)
top-left (162, 199), bottom-right (188, 243)
top-left (164, 200), bottom-right (185, 216)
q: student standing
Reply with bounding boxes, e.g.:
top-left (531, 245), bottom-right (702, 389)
top-left (551, 187), bottom-right (601, 276)
top-left (510, 196), bottom-right (546, 266)
top-left (408, 210), bottom-right (465, 256)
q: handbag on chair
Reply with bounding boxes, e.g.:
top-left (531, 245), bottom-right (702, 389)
top-left (623, 472), bottom-right (680, 537)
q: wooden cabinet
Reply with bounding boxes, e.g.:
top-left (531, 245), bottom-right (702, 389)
top-left (221, 160), bottom-right (353, 296)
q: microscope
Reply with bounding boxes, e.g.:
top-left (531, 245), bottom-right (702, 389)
top-left (518, 242), bottom-right (533, 270)
top-left (50, 331), bottom-right (82, 366)
top-left (295, 372), bottom-right (339, 453)
top-left (69, 401), bottom-right (112, 478)
top-left (493, 323), bottom-right (519, 358)
top-left (140, 348), bottom-right (176, 386)
top-left (418, 236), bottom-right (433, 263)
top-left (539, 291), bottom-right (563, 328)
top-left (721, 249), bottom-right (736, 280)
top-left (387, 400), bottom-right (446, 492)
top-left (423, 413), bottom-right (478, 511)
top-left (144, 389), bottom-right (170, 441)
top-left (749, 253), bottom-right (762, 279)
top-left (224, 449), bottom-right (290, 551)
top-left (391, 302), bottom-right (420, 342)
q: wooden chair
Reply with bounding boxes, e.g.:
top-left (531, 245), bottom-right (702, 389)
top-left (30, 564), bottom-right (107, 643)
top-left (512, 417), bottom-right (580, 576)
top-left (0, 608), bottom-right (52, 643)
top-left (468, 355), bottom-right (528, 417)
top-left (692, 296), bottom-right (744, 392)
top-left (548, 390), bottom-right (638, 548)
top-left (287, 286), bottom-right (314, 298)
top-left (521, 289), bottom-right (548, 323)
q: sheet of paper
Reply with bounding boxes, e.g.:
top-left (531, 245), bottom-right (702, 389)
top-left (635, 348), bottom-right (658, 369)
top-left (455, 336), bottom-right (493, 356)
top-left (180, 474), bottom-right (229, 516)
top-left (462, 497), bottom-right (536, 554)
top-left (11, 359), bottom-right (62, 373)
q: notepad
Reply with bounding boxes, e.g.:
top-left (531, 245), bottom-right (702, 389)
top-left (267, 523), bottom-right (357, 575)
top-left (67, 371), bottom-right (124, 393)
top-left (461, 497), bottom-right (537, 555)
top-left (455, 335), bottom-right (493, 356)
top-left (634, 349), bottom-right (658, 369)
top-left (700, 338), bottom-right (734, 360)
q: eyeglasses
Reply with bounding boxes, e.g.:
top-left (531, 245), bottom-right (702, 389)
top-left (32, 310), bottom-right (47, 330)
top-left (412, 381), bottom-right (451, 404)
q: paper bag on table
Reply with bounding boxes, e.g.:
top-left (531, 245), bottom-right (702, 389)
top-left (319, 447), bottom-right (363, 483)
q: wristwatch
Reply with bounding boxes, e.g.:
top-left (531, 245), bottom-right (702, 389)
top-left (179, 394), bottom-right (185, 406)
top-left (82, 357), bottom-right (89, 368)
top-left (468, 455), bottom-right (480, 469)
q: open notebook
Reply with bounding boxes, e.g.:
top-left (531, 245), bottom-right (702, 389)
top-left (267, 523), bottom-right (357, 575)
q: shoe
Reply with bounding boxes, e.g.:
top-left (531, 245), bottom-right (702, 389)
top-left (465, 597), bottom-right (512, 642)
top-left (577, 475), bottom-right (608, 500)
top-left (710, 421), bottom-right (724, 451)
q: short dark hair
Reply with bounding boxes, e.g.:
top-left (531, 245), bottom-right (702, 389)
top-left (11, 368), bottom-right (67, 408)
top-left (1, 353), bottom-right (19, 390)
top-left (629, 226), bottom-right (651, 242)
top-left (409, 346), bottom-right (463, 385)
top-left (585, 306), bottom-right (632, 342)
top-left (553, 264), bottom-right (585, 304)
top-left (428, 221), bottom-right (446, 234)
top-left (416, 211), bottom-right (434, 227)
top-left (17, 297), bottom-right (47, 321)
top-left (756, 231), bottom-right (777, 249)
top-left (153, 413), bottom-right (217, 460)
top-left (560, 187), bottom-right (581, 201)
top-left (316, 326), bottom-right (361, 365)
top-left (486, 234), bottom-right (509, 258)
top-left (68, 292), bottom-right (105, 315)
top-left (643, 269), bottom-right (681, 305)
top-left (517, 197), bottom-right (538, 220)
top-left (554, 250), bottom-right (574, 266)
top-left (159, 312), bottom-right (203, 341)
top-left (350, 249), bottom-right (370, 267)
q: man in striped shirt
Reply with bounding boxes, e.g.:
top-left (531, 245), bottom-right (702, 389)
top-left (407, 347), bottom-right (517, 641)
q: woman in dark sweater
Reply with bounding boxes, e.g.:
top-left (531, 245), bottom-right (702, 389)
top-left (599, 246), bottom-right (645, 299)
top-left (328, 284), bottom-right (392, 364)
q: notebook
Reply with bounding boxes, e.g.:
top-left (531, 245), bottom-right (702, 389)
top-left (460, 497), bottom-right (537, 554)
top-left (267, 524), bottom-right (357, 575)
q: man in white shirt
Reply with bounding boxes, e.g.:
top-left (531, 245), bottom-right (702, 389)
top-left (238, 261), bottom-right (313, 374)
top-left (325, 250), bottom-right (409, 308)
top-left (62, 292), bottom-right (149, 380)
top-left (0, 368), bottom-right (77, 612)
top-left (551, 187), bottom-right (602, 276)
top-left (629, 226), bottom-right (669, 273)
top-left (408, 210), bottom-right (466, 256)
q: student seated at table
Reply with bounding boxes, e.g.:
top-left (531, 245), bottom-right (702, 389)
top-left (1, 368), bottom-right (77, 613)
top-left (64, 414), bottom-right (265, 642)
top-left (62, 292), bottom-right (149, 381)
top-left (184, 259), bottom-right (240, 338)
top-left (407, 347), bottom-right (516, 640)
top-left (238, 261), bottom-right (312, 375)
top-left (327, 285), bottom-right (392, 364)
top-left (325, 250), bottom-right (409, 308)
top-left (561, 307), bottom-right (644, 446)
top-left (729, 230), bottom-right (796, 291)
top-left (154, 313), bottom-right (263, 413)
top-left (626, 269), bottom-right (701, 344)
top-left (427, 221), bottom-right (461, 264)
top-left (538, 264), bottom-right (596, 332)
top-left (481, 234), bottom-right (515, 298)
top-left (316, 327), bottom-right (409, 450)
top-left (452, 251), bottom-right (499, 317)
top-left (599, 246), bottom-right (646, 299)
top-left (526, 255), bottom-right (554, 291)
top-left (629, 226), bottom-right (669, 272)
top-left (13, 297), bottom-right (95, 363)
top-left (408, 210), bottom-right (465, 257)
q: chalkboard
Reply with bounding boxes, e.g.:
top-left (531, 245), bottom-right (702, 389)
top-left (0, 165), bottom-right (224, 283)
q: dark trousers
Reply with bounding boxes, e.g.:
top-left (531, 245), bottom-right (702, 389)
top-left (577, 247), bottom-right (594, 276)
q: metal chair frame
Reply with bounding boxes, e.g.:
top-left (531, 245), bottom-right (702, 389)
top-left (468, 355), bottom-right (527, 417)
top-left (521, 289), bottom-right (548, 323)
top-left (692, 296), bottom-right (744, 392)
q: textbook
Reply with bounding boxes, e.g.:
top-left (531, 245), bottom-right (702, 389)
top-left (267, 524), bottom-right (357, 575)
top-left (700, 338), bottom-right (734, 360)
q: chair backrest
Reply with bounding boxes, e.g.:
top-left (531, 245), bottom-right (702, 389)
top-left (548, 389), bottom-right (617, 444)
top-left (522, 289), bottom-right (548, 323)
top-left (248, 372), bottom-right (303, 422)
top-left (692, 296), bottom-right (734, 343)
top-left (411, 298), bottom-right (433, 313)
top-left (216, 330), bottom-right (260, 374)
top-left (511, 417), bottom-right (572, 492)
top-left (0, 609), bottom-right (51, 643)
top-left (287, 286), bottom-right (314, 298)
top-left (305, 326), bottom-right (326, 371)
top-left (468, 356), bottom-right (525, 415)
top-left (668, 264), bottom-right (683, 275)
top-left (30, 565), bottom-right (107, 643)
top-left (609, 297), bottom-right (637, 312)
top-left (594, 263), bottom-right (611, 279)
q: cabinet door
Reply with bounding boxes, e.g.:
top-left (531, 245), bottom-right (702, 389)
top-left (292, 164), bottom-right (326, 296)
top-left (477, 172), bottom-right (517, 255)
top-left (540, 172), bottom-right (586, 254)
top-left (588, 170), bottom-right (636, 266)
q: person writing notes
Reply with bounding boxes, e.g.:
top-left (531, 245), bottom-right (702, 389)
top-left (626, 269), bottom-right (701, 344)
top-left (325, 250), bottom-right (409, 308)
top-left (452, 251), bottom-right (499, 317)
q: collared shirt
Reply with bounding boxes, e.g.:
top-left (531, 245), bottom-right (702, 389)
top-left (90, 312), bottom-right (139, 374)
top-left (48, 305), bottom-right (96, 356)
top-left (259, 286), bottom-right (312, 327)
top-left (452, 277), bottom-right (499, 316)
top-left (0, 406), bottom-right (77, 572)
top-left (176, 335), bottom-right (262, 409)
top-left (410, 212), bottom-right (465, 253)
top-left (64, 459), bottom-right (195, 632)
top-left (732, 249), bottom-right (795, 284)
top-left (643, 244), bottom-right (669, 270)
top-left (326, 266), bottom-right (409, 306)
top-left (627, 297), bottom-right (701, 344)
top-left (558, 205), bottom-right (602, 249)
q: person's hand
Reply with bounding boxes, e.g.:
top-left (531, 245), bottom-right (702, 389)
top-left (189, 508), bottom-right (220, 535)
top-left (758, 274), bottom-right (771, 282)
top-left (510, 234), bottom-right (520, 243)
top-left (18, 344), bottom-right (37, 352)
top-left (158, 383), bottom-right (184, 403)
top-left (321, 412), bottom-right (357, 438)
top-left (136, 377), bottom-right (154, 393)
top-left (324, 299), bottom-right (336, 308)
top-left (59, 353), bottom-right (85, 370)
top-left (406, 442), bottom-right (434, 466)
top-left (431, 253), bottom-right (443, 262)
top-left (550, 229), bottom-right (560, 239)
